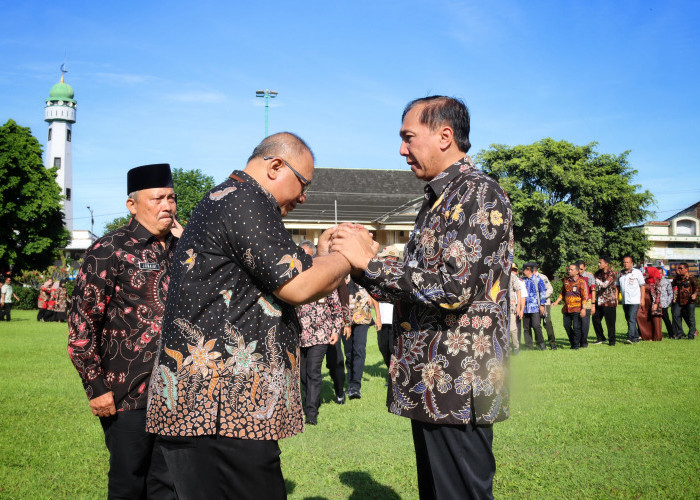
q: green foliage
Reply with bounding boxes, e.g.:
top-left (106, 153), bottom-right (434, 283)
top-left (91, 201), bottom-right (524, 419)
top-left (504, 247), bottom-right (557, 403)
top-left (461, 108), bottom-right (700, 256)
top-left (172, 167), bottom-right (215, 224)
top-left (13, 286), bottom-right (39, 309)
top-left (1, 310), bottom-right (699, 498)
top-left (103, 214), bottom-right (132, 235)
top-left (0, 119), bottom-right (70, 272)
top-left (477, 139), bottom-right (654, 277)
top-left (102, 168), bottom-right (215, 235)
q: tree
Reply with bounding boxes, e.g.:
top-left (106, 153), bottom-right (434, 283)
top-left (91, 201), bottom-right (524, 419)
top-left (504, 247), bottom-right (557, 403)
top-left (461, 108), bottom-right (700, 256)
top-left (0, 119), bottom-right (70, 273)
top-left (476, 138), bottom-right (654, 277)
top-left (103, 167), bottom-right (215, 235)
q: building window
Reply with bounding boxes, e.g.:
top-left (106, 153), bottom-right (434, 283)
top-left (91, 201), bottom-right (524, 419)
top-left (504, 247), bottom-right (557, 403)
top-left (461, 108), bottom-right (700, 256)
top-left (676, 219), bottom-right (697, 236)
top-left (53, 157), bottom-right (61, 168)
top-left (48, 128), bottom-right (52, 141)
top-left (65, 188), bottom-right (71, 201)
top-left (67, 129), bottom-right (71, 142)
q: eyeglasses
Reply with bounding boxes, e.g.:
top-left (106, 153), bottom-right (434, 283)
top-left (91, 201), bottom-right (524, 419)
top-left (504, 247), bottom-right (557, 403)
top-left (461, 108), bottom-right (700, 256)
top-left (264, 156), bottom-right (311, 195)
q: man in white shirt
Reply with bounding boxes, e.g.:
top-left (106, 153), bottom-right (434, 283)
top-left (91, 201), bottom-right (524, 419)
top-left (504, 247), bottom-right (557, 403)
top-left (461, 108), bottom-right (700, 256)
top-left (617, 255), bottom-right (645, 343)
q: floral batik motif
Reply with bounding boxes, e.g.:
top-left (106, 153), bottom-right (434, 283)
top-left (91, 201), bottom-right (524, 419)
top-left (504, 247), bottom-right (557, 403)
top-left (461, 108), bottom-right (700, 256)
top-left (362, 156), bottom-right (513, 425)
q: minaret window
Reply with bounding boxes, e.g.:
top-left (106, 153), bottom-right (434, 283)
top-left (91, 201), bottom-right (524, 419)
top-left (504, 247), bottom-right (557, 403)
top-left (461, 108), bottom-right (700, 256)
top-left (48, 128), bottom-right (52, 141)
top-left (66, 188), bottom-right (72, 201)
top-left (67, 129), bottom-right (71, 142)
top-left (54, 157), bottom-right (61, 168)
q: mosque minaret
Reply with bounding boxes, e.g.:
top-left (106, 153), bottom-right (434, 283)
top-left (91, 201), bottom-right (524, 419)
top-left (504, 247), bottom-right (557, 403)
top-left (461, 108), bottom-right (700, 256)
top-left (44, 66), bottom-right (76, 231)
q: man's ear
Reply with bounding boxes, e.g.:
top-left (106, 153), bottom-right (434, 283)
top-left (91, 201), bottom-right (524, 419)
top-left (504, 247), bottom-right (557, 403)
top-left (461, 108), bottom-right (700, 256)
top-left (126, 197), bottom-right (137, 215)
top-left (266, 158), bottom-right (284, 180)
top-left (439, 125), bottom-right (455, 151)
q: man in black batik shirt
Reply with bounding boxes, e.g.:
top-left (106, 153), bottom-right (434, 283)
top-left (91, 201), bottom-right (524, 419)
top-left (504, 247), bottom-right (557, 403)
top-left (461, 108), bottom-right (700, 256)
top-left (147, 133), bottom-right (369, 499)
top-left (332, 97), bottom-right (513, 500)
top-left (68, 163), bottom-right (182, 499)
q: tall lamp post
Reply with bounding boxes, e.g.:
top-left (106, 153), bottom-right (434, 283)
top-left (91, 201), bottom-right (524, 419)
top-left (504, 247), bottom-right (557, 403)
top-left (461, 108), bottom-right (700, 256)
top-left (255, 89), bottom-right (278, 137)
top-left (86, 205), bottom-right (94, 234)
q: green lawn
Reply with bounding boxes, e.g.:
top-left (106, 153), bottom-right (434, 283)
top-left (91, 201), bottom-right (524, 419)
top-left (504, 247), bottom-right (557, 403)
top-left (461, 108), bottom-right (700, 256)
top-left (1, 308), bottom-right (699, 499)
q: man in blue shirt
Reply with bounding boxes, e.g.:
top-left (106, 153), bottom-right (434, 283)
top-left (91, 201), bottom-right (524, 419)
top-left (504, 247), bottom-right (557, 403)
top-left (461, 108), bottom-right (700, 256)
top-left (522, 263), bottom-right (547, 350)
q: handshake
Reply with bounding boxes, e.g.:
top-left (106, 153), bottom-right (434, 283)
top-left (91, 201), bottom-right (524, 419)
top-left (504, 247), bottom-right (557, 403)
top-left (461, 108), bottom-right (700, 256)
top-left (318, 223), bottom-right (380, 277)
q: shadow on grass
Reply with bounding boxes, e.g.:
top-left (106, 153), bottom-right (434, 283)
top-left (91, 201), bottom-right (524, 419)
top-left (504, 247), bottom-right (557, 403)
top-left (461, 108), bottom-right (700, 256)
top-left (285, 478), bottom-right (296, 496)
top-left (339, 471), bottom-right (401, 500)
top-left (363, 360), bottom-right (388, 379)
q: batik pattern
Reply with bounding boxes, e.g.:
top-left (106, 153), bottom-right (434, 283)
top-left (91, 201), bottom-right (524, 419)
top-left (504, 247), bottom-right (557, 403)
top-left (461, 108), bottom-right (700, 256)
top-left (360, 156), bottom-right (513, 425)
top-left (146, 171), bottom-right (313, 440)
top-left (67, 219), bottom-right (177, 410)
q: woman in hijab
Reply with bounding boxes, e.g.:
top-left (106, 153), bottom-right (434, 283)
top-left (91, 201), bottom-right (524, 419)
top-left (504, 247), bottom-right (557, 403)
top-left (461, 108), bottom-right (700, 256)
top-left (637, 266), bottom-right (663, 341)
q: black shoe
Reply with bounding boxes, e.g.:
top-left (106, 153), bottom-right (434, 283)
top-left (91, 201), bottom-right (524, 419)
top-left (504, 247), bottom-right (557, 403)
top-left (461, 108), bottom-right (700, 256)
top-left (305, 415), bottom-right (317, 425)
top-left (537, 345), bottom-right (546, 351)
top-left (335, 393), bottom-right (346, 405)
top-left (347, 389), bottom-right (361, 400)
top-left (550, 344), bottom-right (558, 350)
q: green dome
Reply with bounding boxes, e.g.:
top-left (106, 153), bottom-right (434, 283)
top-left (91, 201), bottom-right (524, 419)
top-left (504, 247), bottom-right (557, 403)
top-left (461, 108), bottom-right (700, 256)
top-left (49, 81), bottom-right (75, 102)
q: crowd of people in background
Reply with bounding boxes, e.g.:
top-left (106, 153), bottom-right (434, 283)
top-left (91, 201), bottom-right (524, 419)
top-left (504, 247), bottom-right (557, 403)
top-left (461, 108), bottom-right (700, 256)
top-left (510, 256), bottom-right (698, 352)
top-left (36, 278), bottom-right (69, 323)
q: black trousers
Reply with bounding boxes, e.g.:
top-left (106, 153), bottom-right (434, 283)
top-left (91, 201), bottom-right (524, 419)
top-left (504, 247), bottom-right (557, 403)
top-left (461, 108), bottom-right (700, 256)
top-left (672, 303), bottom-right (697, 338)
top-left (580, 308), bottom-right (591, 346)
top-left (325, 340), bottom-right (346, 398)
top-left (300, 343), bottom-right (328, 418)
top-left (411, 419), bottom-right (495, 500)
top-left (592, 305), bottom-right (616, 344)
top-left (522, 312), bottom-right (545, 348)
top-left (99, 409), bottom-right (174, 499)
top-left (157, 434), bottom-right (286, 499)
top-left (563, 312), bottom-right (583, 349)
top-left (540, 305), bottom-right (556, 347)
top-left (343, 323), bottom-right (369, 392)
top-left (0, 303), bottom-right (11, 321)
top-left (376, 324), bottom-right (394, 369)
top-left (661, 307), bottom-right (674, 338)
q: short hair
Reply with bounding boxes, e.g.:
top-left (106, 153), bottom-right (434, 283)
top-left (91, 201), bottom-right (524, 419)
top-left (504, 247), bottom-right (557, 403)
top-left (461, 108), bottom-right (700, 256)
top-left (402, 96), bottom-right (471, 153)
top-left (569, 263), bottom-right (579, 269)
top-left (677, 262), bottom-right (688, 269)
top-left (576, 260), bottom-right (585, 267)
top-left (127, 191), bottom-right (138, 200)
top-left (622, 255), bottom-right (634, 262)
top-left (599, 255), bottom-right (611, 264)
top-left (300, 239), bottom-right (316, 257)
top-left (247, 132), bottom-right (315, 163)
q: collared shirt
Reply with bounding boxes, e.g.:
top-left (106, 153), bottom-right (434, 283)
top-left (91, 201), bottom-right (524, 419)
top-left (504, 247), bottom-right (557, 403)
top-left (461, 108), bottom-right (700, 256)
top-left (659, 278), bottom-right (673, 308)
top-left (536, 272), bottom-right (554, 305)
top-left (297, 290), bottom-right (343, 348)
top-left (594, 268), bottom-right (617, 307)
top-left (359, 156), bottom-right (513, 426)
top-left (1, 284), bottom-right (13, 303)
top-left (348, 279), bottom-right (373, 325)
top-left (559, 276), bottom-right (588, 313)
top-left (581, 271), bottom-right (595, 309)
top-left (618, 268), bottom-right (645, 305)
top-left (672, 274), bottom-right (698, 306)
top-left (68, 219), bottom-right (177, 410)
top-left (146, 171), bottom-right (313, 441)
top-left (509, 272), bottom-right (521, 306)
top-left (522, 275), bottom-right (546, 314)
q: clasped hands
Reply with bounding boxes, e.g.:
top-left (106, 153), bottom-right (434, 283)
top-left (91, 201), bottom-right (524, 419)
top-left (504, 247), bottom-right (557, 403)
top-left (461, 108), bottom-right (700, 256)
top-left (318, 223), bottom-right (380, 276)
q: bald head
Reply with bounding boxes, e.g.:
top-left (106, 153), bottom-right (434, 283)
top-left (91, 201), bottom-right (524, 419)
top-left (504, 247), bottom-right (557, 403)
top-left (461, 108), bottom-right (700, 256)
top-left (243, 132), bottom-right (315, 217)
top-left (247, 132), bottom-right (315, 164)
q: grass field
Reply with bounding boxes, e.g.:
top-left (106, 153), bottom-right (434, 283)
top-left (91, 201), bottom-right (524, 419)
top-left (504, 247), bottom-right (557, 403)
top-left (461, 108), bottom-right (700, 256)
top-left (1, 308), bottom-right (699, 499)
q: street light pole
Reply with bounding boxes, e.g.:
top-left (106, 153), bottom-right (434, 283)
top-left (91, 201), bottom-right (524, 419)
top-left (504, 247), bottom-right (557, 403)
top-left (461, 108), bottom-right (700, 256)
top-left (255, 89), bottom-right (278, 137)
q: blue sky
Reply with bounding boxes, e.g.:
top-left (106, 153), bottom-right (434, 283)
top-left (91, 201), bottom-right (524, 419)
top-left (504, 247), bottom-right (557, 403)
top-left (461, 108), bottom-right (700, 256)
top-left (2, 1), bottom-right (699, 233)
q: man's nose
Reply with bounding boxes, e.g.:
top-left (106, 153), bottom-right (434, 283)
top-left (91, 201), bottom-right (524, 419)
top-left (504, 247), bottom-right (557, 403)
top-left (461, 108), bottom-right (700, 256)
top-left (399, 141), bottom-right (409, 156)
